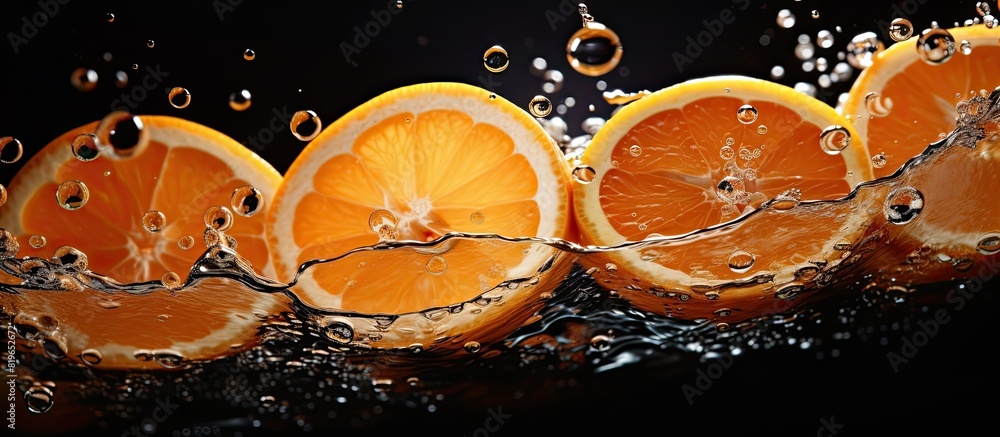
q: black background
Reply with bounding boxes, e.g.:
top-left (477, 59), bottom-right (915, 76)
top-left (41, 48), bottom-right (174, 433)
top-left (2, 0), bottom-right (999, 436)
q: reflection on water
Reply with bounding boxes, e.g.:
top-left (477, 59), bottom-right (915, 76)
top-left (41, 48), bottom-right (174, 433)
top-left (2, 88), bottom-right (999, 435)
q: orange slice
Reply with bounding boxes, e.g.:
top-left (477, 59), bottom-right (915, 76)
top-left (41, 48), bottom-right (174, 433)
top-left (0, 114), bottom-right (285, 369)
top-left (841, 23), bottom-right (1000, 179)
top-left (266, 82), bottom-right (574, 315)
top-left (574, 74), bottom-right (874, 247)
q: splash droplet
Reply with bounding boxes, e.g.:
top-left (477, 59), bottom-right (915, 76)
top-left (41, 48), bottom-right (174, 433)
top-left (28, 235), bottom-right (47, 249)
top-left (846, 32), bottom-right (884, 69)
top-left (884, 186), bottom-right (923, 225)
top-left (229, 89), bottom-right (252, 111)
top-left (565, 18), bottom-right (623, 77)
top-left (168, 87), bottom-right (191, 109)
top-left (819, 125), bottom-right (851, 154)
top-left (871, 152), bottom-right (887, 169)
top-left (243, 49), bottom-right (256, 61)
top-left (290, 110), bottom-right (322, 141)
top-left (529, 95), bottom-right (552, 117)
top-left (916, 27), bottom-right (956, 65)
top-left (470, 211), bottom-right (485, 225)
top-left (231, 185), bottom-right (264, 217)
top-left (483, 45), bottom-right (509, 73)
top-left (720, 146), bottom-right (735, 160)
top-left (142, 210), bottom-right (167, 232)
top-left (736, 105), bottom-right (758, 124)
top-left (889, 18), bottom-right (914, 41)
top-left (56, 180), bottom-right (90, 210)
top-left (204, 206), bottom-right (234, 231)
top-left (0, 137), bottom-right (23, 164)
top-left (178, 235), bottom-right (195, 250)
top-left (71, 134), bottom-right (101, 162)
top-left (24, 386), bottom-right (55, 414)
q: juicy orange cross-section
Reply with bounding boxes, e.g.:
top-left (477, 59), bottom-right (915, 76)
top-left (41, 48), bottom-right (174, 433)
top-left (0, 114), bottom-right (285, 370)
top-left (841, 23), bottom-right (1000, 179)
top-left (268, 82), bottom-right (574, 315)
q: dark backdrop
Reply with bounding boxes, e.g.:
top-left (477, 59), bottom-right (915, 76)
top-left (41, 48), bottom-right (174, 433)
top-left (2, 1), bottom-right (998, 435)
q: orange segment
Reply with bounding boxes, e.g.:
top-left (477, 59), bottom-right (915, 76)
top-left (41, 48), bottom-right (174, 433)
top-left (0, 115), bottom-right (285, 370)
top-left (841, 24), bottom-right (1000, 178)
top-left (267, 82), bottom-right (573, 315)
top-left (575, 75), bottom-right (874, 247)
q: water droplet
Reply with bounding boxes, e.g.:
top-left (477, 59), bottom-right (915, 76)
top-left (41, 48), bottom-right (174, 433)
top-left (229, 89), bottom-right (252, 111)
top-left (167, 87), bottom-right (191, 109)
top-left (203, 228), bottom-right (222, 247)
top-left (719, 145), bottom-right (735, 160)
top-left (776, 9), bottom-right (796, 28)
top-left (488, 94), bottom-right (497, 100)
top-left (106, 13), bottom-right (115, 23)
top-left (864, 92), bottom-right (892, 117)
top-left (756, 125), bottom-right (768, 135)
top-left (977, 1), bottom-right (992, 16)
top-left (56, 180), bottom-right (90, 210)
top-left (736, 105), bottom-right (758, 124)
top-left (425, 256), bottom-right (447, 276)
top-left (846, 32), bottom-right (884, 69)
top-left (572, 165), bottom-right (596, 183)
top-left (889, 18), bottom-right (914, 41)
top-left (819, 125), bottom-right (851, 154)
top-left (463, 341), bottom-right (482, 354)
top-left (70, 68), bottom-right (98, 92)
top-left (290, 110), bottom-right (322, 141)
top-left (320, 317), bottom-right (355, 344)
top-left (470, 211), bottom-right (485, 225)
top-left (146, 39), bottom-right (155, 48)
top-left (628, 144), bottom-right (642, 157)
top-left (369, 209), bottom-right (398, 241)
top-left (243, 48), bottom-right (255, 61)
top-left (142, 210), bottom-right (166, 232)
top-left (177, 235), bottom-right (195, 250)
top-left (960, 39), bottom-right (973, 55)
top-left (871, 152), bottom-right (887, 168)
top-left (0, 137), bottom-right (22, 165)
top-left (28, 235), bottom-right (46, 249)
top-left (95, 111), bottom-right (148, 158)
top-left (715, 176), bottom-right (746, 203)
top-left (727, 250), bottom-right (755, 273)
top-left (161, 271), bottom-right (182, 290)
top-left (566, 20), bottom-right (623, 77)
top-left (483, 45), bottom-right (509, 73)
top-left (53, 246), bottom-right (88, 271)
top-left (204, 206), bottom-right (234, 231)
top-left (395, 0), bottom-right (403, 9)
top-left (743, 168), bottom-right (758, 180)
top-left (884, 186), bottom-right (923, 225)
top-left (529, 95), bottom-right (552, 117)
top-left (816, 30), bottom-right (834, 48)
top-left (0, 229), bottom-right (18, 259)
top-left (79, 349), bottom-right (103, 366)
top-left (916, 27), bottom-right (956, 65)
top-left (976, 233), bottom-right (1000, 254)
top-left (590, 335), bottom-right (611, 351)
top-left (71, 134), bottom-right (101, 162)
top-left (231, 185), bottom-right (264, 217)
top-left (811, 10), bottom-right (820, 19)
top-left (24, 386), bottom-right (54, 414)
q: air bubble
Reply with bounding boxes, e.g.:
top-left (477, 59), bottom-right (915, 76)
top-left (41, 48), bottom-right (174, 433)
top-left (871, 152), bottom-right (887, 168)
top-left (628, 144), bottom-right (642, 157)
top-left (0, 137), bottom-right (23, 164)
top-left (142, 210), bottom-right (167, 232)
top-left (203, 206), bottom-right (234, 232)
top-left (884, 186), bottom-right (923, 225)
top-left (819, 125), bottom-right (851, 154)
top-left (470, 211), bottom-right (485, 225)
top-left (565, 8), bottom-right (623, 77)
top-left (464, 341), bottom-right (481, 354)
top-left (736, 105), bottom-right (758, 124)
top-left (95, 111), bottom-right (149, 158)
top-left (71, 134), bottom-right (101, 161)
top-left (29, 235), bottom-right (46, 249)
top-left (425, 256), bottom-right (447, 276)
top-left (483, 45), bottom-right (509, 73)
top-left (529, 95), bottom-right (552, 117)
top-left (70, 68), bottom-right (98, 92)
top-left (243, 49), bottom-right (255, 61)
top-left (168, 87), bottom-right (191, 109)
top-left (889, 18), bottom-right (914, 41)
top-left (369, 209), bottom-right (398, 241)
top-left (229, 90), bottom-right (252, 111)
top-left (916, 27), bottom-right (956, 64)
top-left (864, 92), bottom-right (892, 117)
top-left (231, 185), bottom-right (264, 217)
top-left (178, 235), bottom-right (195, 250)
top-left (720, 146), bottom-right (735, 160)
top-left (290, 110), bottom-right (322, 141)
top-left (56, 180), bottom-right (90, 210)
top-left (161, 271), bottom-right (182, 290)
top-left (960, 40), bottom-right (973, 55)
top-left (727, 250), bottom-right (756, 273)
top-left (715, 176), bottom-right (746, 204)
top-left (846, 32), bottom-right (884, 69)
top-left (24, 386), bottom-right (54, 414)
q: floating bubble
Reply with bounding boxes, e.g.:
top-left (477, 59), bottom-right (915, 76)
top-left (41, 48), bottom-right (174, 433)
top-left (161, 271), bottom-right (182, 290)
top-left (231, 185), bottom-right (264, 217)
top-left (395, 0), bottom-right (403, 9)
top-left (142, 210), bottom-right (167, 232)
top-left (811, 10), bottom-right (820, 19)
top-left (229, 90), bottom-right (252, 111)
top-left (28, 235), bottom-right (46, 249)
top-left (572, 165), bottom-right (596, 184)
top-left (770, 65), bottom-right (785, 80)
top-left (168, 87), bottom-right (191, 109)
top-left (819, 125), bottom-right (851, 154)
top-left (628, 144), bottom-right (642, 157)
top-left (72, 134), bottom-right (101, 162)
top-left (178, 235), bottom-right (195, 250)
top-left (871, 152), bottom-right (887, 168)
top-left (847, 32), bottom-right (884, 69)
top-left (56, 180), bottom-right (90, 210)
top-left (0, 137), bottom-right (23, 164)
top-left (95, 111), bottom-right (149, 158)
top-left (715, 176), bottom-right (746, 204)
top-left (916, 27), bottom-right (956, 65)
top-left (720, 146), bottom-right (735, 160)
top-left (757, 125), bottom-right (768, 135)
top-left (470, 211), bottom-right (485, 225)
top-left (146, 39), bottom-right (155, 48)
top-left (727, 250), bottom-right (755, 273)
top-left (816, 30), bottom-right (834, 48)
top-left (114, 71), bottom-right (128, 88)
top-left (565, 16), bottom-right (623, 77)
top-left (24, 386), bottom-right (54, 414)
top-left (243, 49), bottom-right (255, 61)
top-left (52, 246), bottom-right (88, 271)
top-left (889, 18), bottom-right (914, 41)
top-left (777, 9), bottom-right (795, 28)
top-left (529, 95), bottom-right (553, 117)
top-left (290, 110), bottom-right (322, 141)
top-left (204, 206), bottom-right (234, 232)
top-left (106, 13), bottom-right (115, 23)
top-left (864, 92), bottom-right (892, 117)
top-left (369, 209), bottom-right (398, 241)
top-left (425, 256), bottom-right (447, 276)
top-left (70, 68), bottom-right (98, 92)
top-left (884, 186), bottom-right (923, 224)
top-left (736, 105), bottom-right (758, 124)
top-left (483, 45), bottom-right (509, 73)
